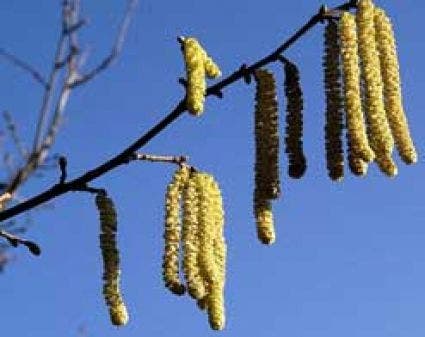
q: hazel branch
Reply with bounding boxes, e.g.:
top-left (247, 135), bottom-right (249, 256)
top-left (0, 0), bottom-right (356, 225)
top-left (0, 229), bottom-right (41, 256)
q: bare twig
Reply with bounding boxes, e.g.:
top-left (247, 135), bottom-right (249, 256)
top-left (2, 111), bottom-right (29, 160)
top-left (0, 0), bottom-right (358, 227)
top-left (0, 48), bottom-right (48, 88)
top-left (69, 0), bottom-right (139, 88)
top-left (132, 153), bottom-right (188, 165)
top-left (0, 229), bottom-right (41, 256)
top-left (58, 156), bottom-right (68, 184)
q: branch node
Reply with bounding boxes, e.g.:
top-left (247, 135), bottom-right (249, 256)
top-left (319, 5), bottom-right (328, 23)
top-left (239, 64), bottom-right (252, 84)
top-left (58, 156), bottom-right (68, 184)
top-left (210, 88), bottom-right (224, 99)
top-left (178, 77), bottom-right (188, 88)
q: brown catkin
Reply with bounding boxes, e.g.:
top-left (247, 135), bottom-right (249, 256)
top-left (339, 12), bottom-right (375, 165)
top-left (357, 0), bottom-right (397, 177)
top-left (95, 193), bottom-right (129, 326)
top-left (374, 7), bottom-right (417, 165)
top-left (283, 60), bottom-right (307, 179)
top-left (162, 165), bottom-right (190, 295)
top-left (254, 69), bottom-right (280, 200)
top-left (323, 20), bottom-right (345, 181)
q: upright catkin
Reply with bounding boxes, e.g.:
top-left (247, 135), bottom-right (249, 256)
top-left (182, 172), bottom-right (206, 300)
top-left (95, 193), bottom-right (129, 326)
top-left (283, 60), bottom-right (307, 179)
top-left (323, 20), bottom-right (345, 181)
top-left (163, 165), bottom-right (190, 295)
top-left (181, 37), bottom-right (221, 116)
top-left (374, 8), bottom-right (417, 165)
top-left (254, 69), bottom-right (280, 200)
top-left (357, 0), bottom-right (397, 177)
top-left (339, 12), bottom-right (374, 166)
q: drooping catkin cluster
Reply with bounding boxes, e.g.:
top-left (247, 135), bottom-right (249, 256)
top-left (253, 69), bottom-right (280, 245)
top-left (162, 168), bottom-right (227, 331)
top-left (180, 37), bottom-right (221, 116)
top-left (323, 20), bottom-right (345, 181)
top-left (335, 1), bottom-right (417, 178)
top-left (283, 61), bottom-right (307, 179)
top-left (95, 193), bottom-right (129, 326)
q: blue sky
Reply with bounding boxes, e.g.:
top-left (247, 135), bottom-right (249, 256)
top-left (1, 1), bottom-right (425, 336)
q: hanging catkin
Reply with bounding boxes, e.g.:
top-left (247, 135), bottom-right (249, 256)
top-left (254, 69), bottom-right (280, 200)
top-left (339, 12), bottom-right (374, 168)
top-left (95, 193), bottom-right (129, 326)
top-left (163, 165), bottom-right (190, 295)
top-left (182, 172), bottom-right (206, 300)
top-left (181, 37), bottom-right (221, 116)
top-left (357, 0), bottom-right (397, 177)
top-left (253, 69), bottom-right (279, 245)
top-left (374, 8), bottom-right (417, 165)
top-left (323, 20), bottom-right (345, 181)
top-left (283, 60), bottom-right (307, 179)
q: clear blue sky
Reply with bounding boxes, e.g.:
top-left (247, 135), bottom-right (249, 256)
top-left (1, 1), bottom-right (425, 336)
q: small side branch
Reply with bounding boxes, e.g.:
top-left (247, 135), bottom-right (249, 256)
top-left (69, 0), bottom-right (139, 88)
top-left (0, 229), bottom-right (41, 256)
top-left (131, 153), bottom-right (188, 165)
top-left (0, 48), bottom-right (48, 88)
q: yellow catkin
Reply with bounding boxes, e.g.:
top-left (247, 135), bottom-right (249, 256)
top-left (283, 60), bottom-right (307, 179)
top-left (323, 20), bottom-right (344, 181)
top-left (95, 193), bottom-right (129, 326)
top-left (182, 173), bottom-right (206, 299)
top-left (254, 69), bottom-right (280, 200)
top-left (339, 12), bottom-right (375, 164)
top-left (357, 0), bottom-right (397, 177)
top-left (374, 8), bottom-right (417, 165)
top-left (347, 134), bottom-right (369, 176)
top-left (181, 37), bottom-right (221, 116)
top-left (163, 165), bottom-right (190, 295)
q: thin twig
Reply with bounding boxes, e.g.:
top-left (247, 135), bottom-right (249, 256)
top-left (2, 111), bottom-right (29, 160)
top-left (0, 0), bottom-right (356, 224)
top-left (69, 0), bottom-right (139, 88)
top-left (132, 153), bottom-right (188, 165)
top-left (0, 48), bottom-right (48, 88)
top-left (0, 229), bottom-right (41, 256)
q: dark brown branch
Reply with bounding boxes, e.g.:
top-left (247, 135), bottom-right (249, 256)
top-left (0, 229), bottom-right (41, 256)
top-left (132, 153), bottom-right (188, 165)
top-left (0, 48), bottom-right (48, 88)
top-left (69, 0), bottom-right (139, 88)
top-left (0, 0), bottom-right (356, 224)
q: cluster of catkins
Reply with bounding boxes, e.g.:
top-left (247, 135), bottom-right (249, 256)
top-left (253, 64), bottom-right (306, 245)
top-left (180, 36), bottom-right (222, 115)
top-left (95, 193), bottom-right (129, 326)
top-left (163, 165), bottom-right (227, 331)
top-left (325, 0), bottom-right (417, 179)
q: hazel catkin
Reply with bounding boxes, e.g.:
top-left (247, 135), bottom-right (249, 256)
top-left (283, 60), bottom-right (307, 179)
top-left (357, 0), bottom-right (397, 177)
top-left (181, 37), bottom-right (221, 116)
top-left (323, 20), bottom-right (345, 181)
top-left (95, 193), bottom-right (129, 326)
top-left (374, 7), bottom-right (417, 165)
top-left (163, 165), bottom-right (190, 295)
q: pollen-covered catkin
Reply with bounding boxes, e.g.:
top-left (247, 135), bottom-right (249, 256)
top-left (339, 12), bottom-right (374, 164)
top-left (254, 191), bottom-right (275, 244)
top-left (283, 60), bottom-right (307, 179)
top-left (347, 132), bottom-right (369, 176)
top-left (323, 20), bottom-right (344, 181)
top-left (95, 193), bottom-right (129, 326)
top-left (163, 165), bottom-right (190, 295)
top-left (181, 37), bottom-right (221, 116)
top-left (254, 69), bottom-right (280, 200)
top-left (182, 172), bottom-right (206, 300)
top-left (374, 8), bottom-right (417, 165)
top-left (357, 0), bottom-right (397, 177)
